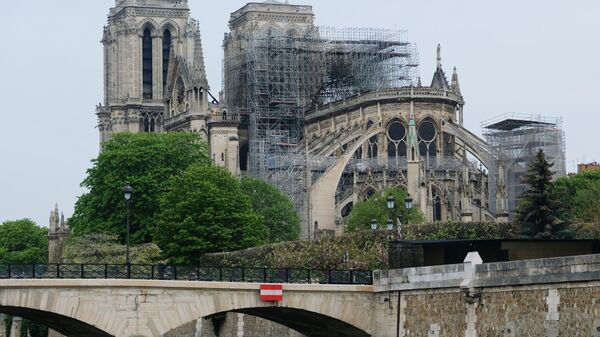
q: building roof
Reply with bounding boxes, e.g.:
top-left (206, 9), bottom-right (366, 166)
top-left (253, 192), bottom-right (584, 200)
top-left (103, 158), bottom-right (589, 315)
top-left (483, 118), bottom-right (556, 131)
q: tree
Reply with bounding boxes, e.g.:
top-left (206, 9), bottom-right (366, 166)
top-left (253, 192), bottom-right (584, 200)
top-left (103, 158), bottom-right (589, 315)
top-left (153, 164), bottom-right (267, 264)
top-left (70, 132), bottom-right (210, 244)
top-left (551, 169), bottom-right (600, 238)
top-left (516, 149), bottom-right (572, 239)
top-left (0, 219), bottom-right (48, 264)
top-left (345, 187), bottom-right (425, 233)
top-left (0, 220), bottom-right (49, 337)
top-left (64, 234), bottom-right (161, 264)
top-left (240, 177), bottom-right (301, 243)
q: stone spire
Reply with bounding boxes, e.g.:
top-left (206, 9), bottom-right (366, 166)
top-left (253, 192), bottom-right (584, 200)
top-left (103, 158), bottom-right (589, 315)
top-left (49, 204), bottom-right (59, 234)
top-left (451, 66), bottom-right (461, 94)
top-left (407, 111), bottom-right (419, 163)
top-left (430, 44), bottom-right (449, 90)
top-left (436, 43), bottom-right (442, 69)
top-left (191, 19), bottom-right (209, 90)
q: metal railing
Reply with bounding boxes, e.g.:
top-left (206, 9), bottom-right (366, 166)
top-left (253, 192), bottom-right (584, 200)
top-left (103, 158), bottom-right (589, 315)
top-left (0, 264), bottom-right (373, 285)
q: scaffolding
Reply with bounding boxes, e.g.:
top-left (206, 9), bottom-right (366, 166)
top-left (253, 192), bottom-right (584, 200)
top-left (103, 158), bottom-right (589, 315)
top-left (482, 114), bottom-right (566, 217)
top-left (223, 25), bottom-right (419, 215)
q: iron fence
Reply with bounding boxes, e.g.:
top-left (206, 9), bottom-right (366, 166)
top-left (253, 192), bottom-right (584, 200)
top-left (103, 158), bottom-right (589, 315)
top-left (0, 264), bottom-right (372, 285)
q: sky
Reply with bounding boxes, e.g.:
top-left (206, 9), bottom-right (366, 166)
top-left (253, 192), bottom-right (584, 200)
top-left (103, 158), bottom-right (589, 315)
top-left (0, 0), bottom-right (599, 227)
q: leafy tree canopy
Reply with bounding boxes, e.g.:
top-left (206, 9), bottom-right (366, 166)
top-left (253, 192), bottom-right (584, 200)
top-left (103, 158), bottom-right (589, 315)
top-left (551, 169), bottom-right (600, 238)
top-left (0, 219), bottom-right (48, 264)
top-left (64, 234), bottom-right (161, 264)
top-left (154, 164), bottom-right (268, 264)
top-left (69, 132), bottom-right (210, 244)
top-left (345, 187), bottom-right (425, 233)
top-left (240, 177), bottom-right (301, 243)
top-left (516, 149), bottom-right (572, 239)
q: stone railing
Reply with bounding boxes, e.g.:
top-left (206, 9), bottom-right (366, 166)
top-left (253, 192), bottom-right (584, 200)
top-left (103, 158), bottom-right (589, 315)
top-left (305, 88), bottom-right (463, 122)
top-left (374, 253), bottom-right (600, 293)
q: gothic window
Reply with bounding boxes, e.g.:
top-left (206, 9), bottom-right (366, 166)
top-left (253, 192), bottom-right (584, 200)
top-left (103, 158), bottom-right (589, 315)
top-left (176, 78), bottom-right (185, 106)
top-left (387, 120), bottom-right (407, 162)
top-left (418, 118), bottom-right (437, 158)
top-left (443, 132), bottom-right (454, 156)
top-left (433, 188), bottom-right (443, 222)
top-left (353, 146), bottom-right (363, 160)
top-left (142, 29), bottom-right (153, 99)
top-left (239, 143), bottom-right (249, 171)
top-left (341, 202), bottom-right (353, 218)
top-left (367, 135), bottom-right (378, 158)
top-left (141, 112), bottom-right (162, 133)
top-left (162, 29), bottom-right (172, 93)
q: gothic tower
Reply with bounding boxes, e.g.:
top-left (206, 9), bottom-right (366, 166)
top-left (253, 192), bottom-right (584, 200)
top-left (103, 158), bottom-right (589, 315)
top-left (97, 0), bottom-right (210, 144)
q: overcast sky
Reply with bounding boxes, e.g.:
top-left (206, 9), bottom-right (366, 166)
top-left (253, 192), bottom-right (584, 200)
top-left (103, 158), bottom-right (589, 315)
top-left (1, 0), bottom-right (599, 227)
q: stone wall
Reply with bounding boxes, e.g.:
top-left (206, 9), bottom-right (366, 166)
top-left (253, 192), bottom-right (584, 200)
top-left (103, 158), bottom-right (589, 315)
top-left (373, 253), bottom-right (600, 337)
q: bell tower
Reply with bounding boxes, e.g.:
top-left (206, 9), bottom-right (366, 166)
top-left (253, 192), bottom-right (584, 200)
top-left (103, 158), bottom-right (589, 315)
top-left (97, 0), bottom-right (209, 144)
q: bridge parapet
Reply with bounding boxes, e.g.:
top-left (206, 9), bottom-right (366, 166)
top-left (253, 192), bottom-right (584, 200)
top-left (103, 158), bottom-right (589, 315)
top-left (375, 253), bottom-right (600, 292)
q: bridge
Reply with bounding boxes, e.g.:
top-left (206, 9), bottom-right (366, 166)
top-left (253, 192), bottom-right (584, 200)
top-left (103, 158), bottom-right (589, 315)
top-left (3, 255), bottom-right (600, 337)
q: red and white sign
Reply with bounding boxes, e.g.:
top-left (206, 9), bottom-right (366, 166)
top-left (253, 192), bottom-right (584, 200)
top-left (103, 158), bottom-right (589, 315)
top-left (260, 284), bottom-right (283, 301)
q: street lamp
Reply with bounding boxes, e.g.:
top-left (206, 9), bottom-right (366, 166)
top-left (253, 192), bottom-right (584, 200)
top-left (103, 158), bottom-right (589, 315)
top-left (405, 195), bottom-right (413, 210)
top-left (386, 195), bottom-right (395, 232)
top-left (122, 184), bottom-right (133, 266)
top-left (370, 218), bottom-right (378, 231)
top-left (387, 195), bottom-right (395, 210)
top-left (386, 219), bottom-right (394, 231)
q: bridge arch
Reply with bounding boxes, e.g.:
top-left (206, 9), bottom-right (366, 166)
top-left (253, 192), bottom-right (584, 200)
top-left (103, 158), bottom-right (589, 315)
top-left (0, 306), bottom-right (112, 337)
top-left (164, 307), bottom-right (370, 337)
top-left (0, 280), bottom-right (374, 337)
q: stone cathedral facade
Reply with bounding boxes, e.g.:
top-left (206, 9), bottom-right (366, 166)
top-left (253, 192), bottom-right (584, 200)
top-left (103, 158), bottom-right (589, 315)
top-left (96, 0), bottom-right (508, 237)
top-left (97, 0), bottom-right (240, 174)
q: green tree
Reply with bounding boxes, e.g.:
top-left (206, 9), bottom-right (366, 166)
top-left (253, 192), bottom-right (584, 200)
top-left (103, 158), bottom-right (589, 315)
top-left (516, 149), bottom-right (572, 239)
top-left (0, 220), bottom-right (49, 337)
top-left (64, 234), bottom-right (161, 264)
top-left (345, 187), bottom-right (425, 232)
top-left (0, 219), bottom-right (48, 264)
top-left (551, 170), bottom-right (600, 238)
top-left (70, 132), bottom-right (210, 244)
top-left (240, 177), bottom-right (301, 243)
top-left (154, 164), bottom-right (267, 264)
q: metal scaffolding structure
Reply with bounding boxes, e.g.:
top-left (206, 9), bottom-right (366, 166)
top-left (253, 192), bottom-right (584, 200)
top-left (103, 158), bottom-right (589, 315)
top-left (223, 26), bottom-right (419, 211)
top-left (482, 114), bottom-right (566, 217)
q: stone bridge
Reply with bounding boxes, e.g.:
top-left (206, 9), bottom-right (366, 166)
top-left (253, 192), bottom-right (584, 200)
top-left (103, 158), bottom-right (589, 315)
top-left (0, 280), bottom-right (378, 337)
top-left (4, 254), bottom-right (600, 337)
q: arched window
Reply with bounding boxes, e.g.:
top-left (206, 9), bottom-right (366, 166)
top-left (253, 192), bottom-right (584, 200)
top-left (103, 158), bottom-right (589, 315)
top-left (418, 118), bottom-right (437, 158)
top-left (353, 146), bottom-right (363, 160)
top-left (162, 29), bottom-right (172, 93)
top-left (387, 120), bottom-right (407, 160)
top-left (341, 202), bottom-right (353, 218)
top-left (142, 29), bottom-right (153, 99)
top-left (367, 135), bottom-right (378, 158)
top-left (432, 188), bottom-right (443, 222)
top-left (239, 143), bottom-right (249, 171)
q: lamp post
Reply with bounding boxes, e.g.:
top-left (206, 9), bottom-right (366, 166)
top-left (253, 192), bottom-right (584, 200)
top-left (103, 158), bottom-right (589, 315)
top-left (123, 184), bottom-right (133, 266)
top-left (397, 194), bottom-right (413, 240)
top-left (386, 195), bottom-right (395, 231)
top-left (370, 218), bottom-right (378, 231)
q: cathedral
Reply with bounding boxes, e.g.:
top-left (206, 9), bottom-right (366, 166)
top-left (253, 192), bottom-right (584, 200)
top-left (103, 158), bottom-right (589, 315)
top-left (96, 0), bottom-right (508, 237)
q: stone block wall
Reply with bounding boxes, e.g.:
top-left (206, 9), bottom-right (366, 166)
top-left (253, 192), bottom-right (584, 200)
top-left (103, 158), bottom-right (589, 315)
top-left (372, 253), bottom-right (600, 337)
